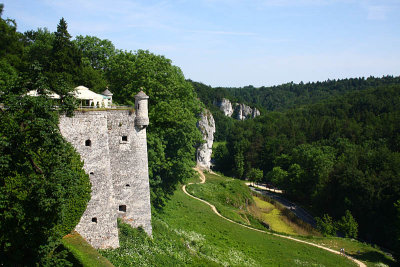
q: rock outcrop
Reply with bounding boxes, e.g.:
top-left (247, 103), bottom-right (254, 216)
top-left (196, 110), bottom-right (215, 170)
top-left (234, 103), bottom-right (260, 120)
top-left (214, 98), bottom-right (260, 120)
top-left (214, 98), bottom-right (233, 117)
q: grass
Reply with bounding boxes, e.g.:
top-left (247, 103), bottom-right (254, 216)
top-left (99, 176), bottom-right (357, 266)
top-left (251, 191), bottom-right (319, 236)
top-left (253, 196), bottom-right (297, 235)
top-left (296, 236), bottom-right (395, 267)
top-left (62, 231), bottom-right (114, 267)
top-left (186, 172), bottom-right (315, 236)
top-left (185, 171), bottom-right (395, 267)
top-left (186, 172), bottom-right (267, 229)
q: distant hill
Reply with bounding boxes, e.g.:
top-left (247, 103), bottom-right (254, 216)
top-left (190, 76), bottom-right (400, 112)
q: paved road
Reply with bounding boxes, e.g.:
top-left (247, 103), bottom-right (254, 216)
top-left (249, 186), bottom-right (317, 228)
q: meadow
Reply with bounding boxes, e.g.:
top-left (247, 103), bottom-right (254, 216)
top-left (99, 173), bottom-right (357, 266)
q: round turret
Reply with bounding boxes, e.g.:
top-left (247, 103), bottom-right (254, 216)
top-left (134, 89), bottom-right (149, 127)
top-left (102, 88), bottom-right (113, 107)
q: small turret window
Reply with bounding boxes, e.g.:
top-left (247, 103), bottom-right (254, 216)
top-left (85, 139), bottom-right (91, 146)
top-left (119, 205), bottom-right (127, 212)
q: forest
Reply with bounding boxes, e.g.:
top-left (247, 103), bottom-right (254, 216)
top-left (0, 5), bottom-right (201, 265)
top-left (195, 79), bottom-right (400, 255)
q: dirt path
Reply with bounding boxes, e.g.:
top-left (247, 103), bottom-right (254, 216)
top-left (182, 168), bottom-right (366, 267)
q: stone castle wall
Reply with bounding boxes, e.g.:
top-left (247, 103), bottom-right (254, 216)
top-left (59, 109), bottom-right (152, 249)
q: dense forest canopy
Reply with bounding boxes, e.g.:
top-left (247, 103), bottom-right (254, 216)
top-left (206, 76), bottom-right (400, 111)
top-left (212, 84), bottom-right (400, 254)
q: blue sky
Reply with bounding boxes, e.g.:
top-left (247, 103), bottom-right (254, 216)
top-left (2, 0), bottom-right (400, 87)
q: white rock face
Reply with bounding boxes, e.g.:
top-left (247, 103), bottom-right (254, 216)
top-left (234, 103), bottom-right (260, 120)
top-left (214, 98), bottom-right (233, 117)
top-left (214, 98), bottom-right (260, 120)
top-left (252, 108), bottom-right (260, 118)
top-left (196, 110), bottom-right (216, 170)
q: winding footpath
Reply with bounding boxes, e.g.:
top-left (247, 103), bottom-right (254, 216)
top-left (182, 168), bottom-right (366, 267)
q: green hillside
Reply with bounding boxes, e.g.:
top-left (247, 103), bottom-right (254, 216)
top-left (99, 171), bottom-right (394, 266)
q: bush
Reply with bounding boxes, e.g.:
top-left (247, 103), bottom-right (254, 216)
top-left (316, 214), bottom-right (337, 236)
top-left (337, 210), bottom-right (358, 238)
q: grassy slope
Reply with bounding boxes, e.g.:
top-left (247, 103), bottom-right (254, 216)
top-left (62, 232), bottom-right (115, 267)
top-left (186, 172), bottom-right (267, 229)
top-left (187, 172), bottom-right (395, 267)
top-left (253, 196), bottom-right (297, 235)
top-left (296, 236), bottom-right (395, 267)
top-left (100, 178), bottom-right (356, 266)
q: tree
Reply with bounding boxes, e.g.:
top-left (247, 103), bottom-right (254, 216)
top-left (73, 35), bottom-right (115, 70)
top-left (394, 200), bottom-right (400, 261)
top-left (23, 28), bottom-right (55, 71)
top-left (0, 92), bottom-right (90, 266)
top-left (289, 144), bottom-right (335, 203)
top-left (248, 168), bottom-right (263, 186)
top-left (316, 214), bottom-right (337, 236)
top-left (48, 18), bottom-right (82, 89)
top-left (267, 166), bottom-right (288, 189)
top-left (0, 4), bottom-right (24, 69)
top-left (212, 142), bottom-right (231, 173)
top-left (337, 210), bottom-right (358, 238)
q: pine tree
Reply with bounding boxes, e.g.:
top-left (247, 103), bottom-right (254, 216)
top-left (48, 18), bottom-right (82, 89)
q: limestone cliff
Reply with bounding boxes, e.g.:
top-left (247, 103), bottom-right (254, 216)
top-left (234, 103), bottom-right (260, 120)
top-left (214, 98), bottom-right (260, 120)
top-left (196, 110), bottom-right (215, 170)
top-left (214, 98), bottom-right (233, 117)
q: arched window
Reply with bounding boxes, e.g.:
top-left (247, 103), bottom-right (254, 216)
top-left (85, 139), bottom-right (91, 146)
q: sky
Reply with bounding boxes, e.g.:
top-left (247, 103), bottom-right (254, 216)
top-left (2, 0), bottom-right (400, 87)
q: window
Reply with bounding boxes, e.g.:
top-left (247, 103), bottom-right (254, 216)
top-left (89, 172), bottom-right (94, 175)
top-left (126, 184), bottom-right (130, 187)
top-left (85, 139), bottom-right (91, 146)
top-left (119, 205), bottom-right (127, 212)
top-left (122, 136), bottom-right (128, 142)
top-left (92, 217), bottom-right (97, 223)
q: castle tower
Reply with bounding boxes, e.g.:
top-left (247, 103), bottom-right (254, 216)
top-left (102, 88), bottom-right (113, 107)
top-left (134, 90), bottom-right (149, 127)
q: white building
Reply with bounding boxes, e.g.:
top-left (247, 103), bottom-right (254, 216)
top-left (73, 86), bottom-right (112, 108)
top-left (27, 86), bottom-right (113, 108)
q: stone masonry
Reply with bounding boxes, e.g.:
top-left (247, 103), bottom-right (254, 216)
top-left (58, 91), bottom-right (152, 249)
